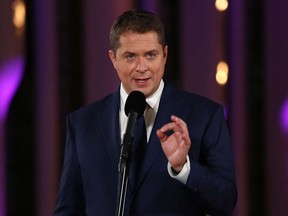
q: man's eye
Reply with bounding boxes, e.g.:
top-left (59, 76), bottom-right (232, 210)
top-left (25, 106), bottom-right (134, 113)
top-left (146, 53), bottom-right (157, 59)
top-left (125, 54), bottom-right (135, 60)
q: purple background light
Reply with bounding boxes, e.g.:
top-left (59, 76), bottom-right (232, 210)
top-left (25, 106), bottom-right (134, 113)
top-left (0, 57), bottom-right (25, 121)
top-left (0, 56), bottom-right (24, 216)
top-left (280, 98), bottom-right (288, 134)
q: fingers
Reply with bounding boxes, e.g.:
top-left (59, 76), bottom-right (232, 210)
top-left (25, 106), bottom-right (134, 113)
top-left (157, 115), bottom-right (191, 147)
top-left (156, 129), bottom-right (167, 142)
top-left (159, 115), bottom-right (188, 134)
top-left (172, 115), bottom-right (191, 144)
top-left (171, 115), bottom-right (188, 132)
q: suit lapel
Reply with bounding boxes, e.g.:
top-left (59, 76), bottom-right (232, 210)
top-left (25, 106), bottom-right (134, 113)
top-left (99, 90), bottom-right (121, 171)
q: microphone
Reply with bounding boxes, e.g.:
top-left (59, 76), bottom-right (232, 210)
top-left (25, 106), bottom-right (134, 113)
top-left (118, 91), bottom-right (146, 172)
top-left (116, 91), bottom-right (146, 216)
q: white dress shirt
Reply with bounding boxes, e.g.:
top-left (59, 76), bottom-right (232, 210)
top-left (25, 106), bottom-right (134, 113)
top-left (119, 80), bottom-right (190, 184)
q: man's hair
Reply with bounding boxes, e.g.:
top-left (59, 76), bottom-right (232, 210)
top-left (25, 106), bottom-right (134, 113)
top-left (109, 9), bottom-right (166, 53)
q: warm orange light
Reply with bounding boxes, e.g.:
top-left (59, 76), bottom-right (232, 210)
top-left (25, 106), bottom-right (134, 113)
top-left (12, 0), bottom-right (26, 29)
top-left (215, 0), bottom-right (229, 12)
top-left (216, 61), bottom-right (229, 85)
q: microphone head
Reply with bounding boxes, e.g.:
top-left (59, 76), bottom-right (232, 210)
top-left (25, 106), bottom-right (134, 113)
top-left (124, 91), bottom-right (146, 118)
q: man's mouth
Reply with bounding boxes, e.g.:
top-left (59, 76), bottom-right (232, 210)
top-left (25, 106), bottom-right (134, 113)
top-left (134, 78), bottom-right (150, 83)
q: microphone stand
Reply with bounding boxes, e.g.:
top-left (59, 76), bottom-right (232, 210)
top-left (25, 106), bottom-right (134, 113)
top-left (116, 112), bottom-right (138, 216)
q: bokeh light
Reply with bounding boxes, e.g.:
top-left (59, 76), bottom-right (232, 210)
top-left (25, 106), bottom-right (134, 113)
top-left (12, 0), bottom-right (26, 30)
top-left (215, 0), bottom-right (229, 12)
top-left (216, 61), bottom-right (229, 86)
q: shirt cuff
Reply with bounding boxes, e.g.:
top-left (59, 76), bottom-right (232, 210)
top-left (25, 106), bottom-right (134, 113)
top-left (167, 155), bottom-right (190, 184)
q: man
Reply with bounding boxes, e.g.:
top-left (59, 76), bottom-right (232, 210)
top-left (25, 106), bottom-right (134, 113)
top-left (54, 9), bottom-right (237, 216)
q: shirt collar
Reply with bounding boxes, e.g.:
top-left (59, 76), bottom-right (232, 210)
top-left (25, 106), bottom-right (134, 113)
top-left (120, 79), bottom-right (164, 110)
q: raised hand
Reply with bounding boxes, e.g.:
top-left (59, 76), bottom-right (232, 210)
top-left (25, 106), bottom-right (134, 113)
top-left (156, 115), bottom-right (191, 172)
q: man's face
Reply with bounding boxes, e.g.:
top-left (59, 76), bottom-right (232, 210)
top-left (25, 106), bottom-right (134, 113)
top-left (109, 31), bottom-right (168, 97)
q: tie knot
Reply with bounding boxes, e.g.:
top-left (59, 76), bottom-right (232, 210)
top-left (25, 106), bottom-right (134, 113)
top-left (144, 103), bottom-right (154, 129)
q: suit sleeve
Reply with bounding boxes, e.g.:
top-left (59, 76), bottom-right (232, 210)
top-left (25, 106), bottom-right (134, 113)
top-left (186, 105), bottom-right (237, 216)
top-left (54, 115), bottom-right (85, 215)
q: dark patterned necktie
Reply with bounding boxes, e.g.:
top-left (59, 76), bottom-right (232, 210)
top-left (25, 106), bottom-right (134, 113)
top-left (129, 114), bottom-right (147, 193)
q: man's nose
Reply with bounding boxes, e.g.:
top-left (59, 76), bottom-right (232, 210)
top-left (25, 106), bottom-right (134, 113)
top-left (135, 58), bottom-right (148, 72)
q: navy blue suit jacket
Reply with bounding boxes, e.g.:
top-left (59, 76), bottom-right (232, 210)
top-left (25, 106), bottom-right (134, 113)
top-left (54, 83), bottom-right (237, 216)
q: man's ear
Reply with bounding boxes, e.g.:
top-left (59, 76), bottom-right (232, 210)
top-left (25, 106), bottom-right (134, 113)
top-left (163, 45), bottom-right (168, 65)
top-left (163, 45), bottom-right (168, 59)
top-left (108, 50), bottom-right (117, 69)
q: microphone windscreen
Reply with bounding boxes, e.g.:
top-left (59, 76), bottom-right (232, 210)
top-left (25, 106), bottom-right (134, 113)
top-left (124, 91), bottom-right (146, 118)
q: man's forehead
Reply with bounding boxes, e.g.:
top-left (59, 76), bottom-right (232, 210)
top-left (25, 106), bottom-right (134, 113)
top-left (117, 45), bottom-right (162, 56)
top-left (119, 33), bottom-right (161, 47)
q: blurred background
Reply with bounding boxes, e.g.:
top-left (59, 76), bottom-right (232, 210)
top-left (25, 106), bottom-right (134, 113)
top-left (0, 0), bottom-right (287, 215)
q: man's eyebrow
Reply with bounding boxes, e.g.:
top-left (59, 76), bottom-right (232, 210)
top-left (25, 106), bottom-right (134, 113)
top-left (122, 51), bottom-right (135, 56)
top-left (121, 49), bottom-right (159, 56)
top-left (146, 49), bottom-right (159, 53)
